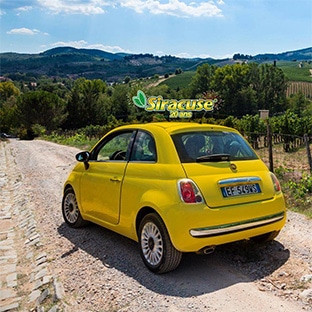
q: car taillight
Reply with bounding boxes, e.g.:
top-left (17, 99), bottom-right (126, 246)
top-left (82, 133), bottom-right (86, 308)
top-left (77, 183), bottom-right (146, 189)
top-left (178, 179), bottom-right (203, 204)
top-left (270, 173), bottom-right (281, 193)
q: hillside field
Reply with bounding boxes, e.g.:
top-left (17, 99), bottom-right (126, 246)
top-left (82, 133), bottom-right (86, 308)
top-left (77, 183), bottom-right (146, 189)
top-left (160, 60), bottom-right (312, 98)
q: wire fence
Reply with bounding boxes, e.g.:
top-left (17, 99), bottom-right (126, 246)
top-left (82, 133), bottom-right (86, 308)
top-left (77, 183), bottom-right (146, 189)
top-left (244, 132), bottom-right (312, 178)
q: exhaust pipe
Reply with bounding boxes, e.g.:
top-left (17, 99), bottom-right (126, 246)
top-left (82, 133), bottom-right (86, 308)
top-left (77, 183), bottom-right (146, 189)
top-left (196, 246), bottom-right (215, 255)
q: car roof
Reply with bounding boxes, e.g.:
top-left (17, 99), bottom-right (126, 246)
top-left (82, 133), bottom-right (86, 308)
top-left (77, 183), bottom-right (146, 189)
top-left (118, 122), bottom-right (237, 135)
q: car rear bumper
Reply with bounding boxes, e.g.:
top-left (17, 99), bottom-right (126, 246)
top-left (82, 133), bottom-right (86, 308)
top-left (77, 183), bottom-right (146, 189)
top-left (164, 194), bottom-right (286, 252)
top-left (189, 211), bottom-right (285, 237)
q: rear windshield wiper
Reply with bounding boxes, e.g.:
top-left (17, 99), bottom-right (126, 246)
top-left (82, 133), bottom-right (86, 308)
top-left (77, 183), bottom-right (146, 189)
top-left (196, 154), bottom-right (230, 162)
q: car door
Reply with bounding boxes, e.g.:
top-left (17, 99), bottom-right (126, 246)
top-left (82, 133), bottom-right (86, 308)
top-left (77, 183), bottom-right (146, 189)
top-left (79, 131), bottom-right (134, 225)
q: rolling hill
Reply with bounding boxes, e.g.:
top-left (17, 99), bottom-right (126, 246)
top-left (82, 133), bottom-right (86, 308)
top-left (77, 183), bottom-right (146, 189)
top-left (0, 46), bottom-right (311, 82)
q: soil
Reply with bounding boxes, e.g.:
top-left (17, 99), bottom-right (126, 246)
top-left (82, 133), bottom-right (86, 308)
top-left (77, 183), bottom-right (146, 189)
top-left (1, 139), bottom-right (311, 312)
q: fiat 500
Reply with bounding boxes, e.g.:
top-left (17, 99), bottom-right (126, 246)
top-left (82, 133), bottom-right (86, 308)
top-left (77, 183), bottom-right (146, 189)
top-left (62, 122), bottom-right (286, 273)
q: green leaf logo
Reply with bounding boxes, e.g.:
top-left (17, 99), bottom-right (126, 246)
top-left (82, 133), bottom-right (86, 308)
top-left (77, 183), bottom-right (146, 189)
top-left (132, 90), bottom-right (147, 108)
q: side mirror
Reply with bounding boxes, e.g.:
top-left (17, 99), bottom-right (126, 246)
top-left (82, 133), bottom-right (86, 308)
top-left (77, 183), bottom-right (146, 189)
top-left (76, 151), bottom-right (90, 169)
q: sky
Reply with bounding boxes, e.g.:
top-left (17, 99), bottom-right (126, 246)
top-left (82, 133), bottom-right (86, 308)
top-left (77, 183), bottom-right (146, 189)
top-left (0, 0), bottom-right (311, 59)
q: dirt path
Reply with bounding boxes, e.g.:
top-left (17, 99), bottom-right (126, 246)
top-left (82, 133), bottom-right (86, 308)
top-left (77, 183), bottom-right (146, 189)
top-left (1, 139), bottom-right (311, 311)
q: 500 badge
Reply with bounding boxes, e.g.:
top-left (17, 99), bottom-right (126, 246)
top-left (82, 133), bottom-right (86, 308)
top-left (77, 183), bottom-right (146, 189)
top-left (132, 90), bottom-right (217, 118)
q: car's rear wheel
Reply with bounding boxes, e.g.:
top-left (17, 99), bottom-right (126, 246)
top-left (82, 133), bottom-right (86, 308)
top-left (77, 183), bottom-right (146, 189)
top-left (139, 213), bottom-right (182, 274)
top-left (62, 188), bottom-right (88, 228)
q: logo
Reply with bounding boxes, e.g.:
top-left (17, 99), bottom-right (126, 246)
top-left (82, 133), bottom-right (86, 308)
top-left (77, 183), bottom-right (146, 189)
top-left (132, 90), bottom-right (218, 118)
top-left (230, 163), bottom-right (237, 171)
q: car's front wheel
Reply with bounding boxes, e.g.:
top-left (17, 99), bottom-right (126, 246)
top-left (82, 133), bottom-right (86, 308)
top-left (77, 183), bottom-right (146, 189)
top-left (139, 213), bottom-right (182, 274)
top-left (62, 188), bottom-right (88, 228)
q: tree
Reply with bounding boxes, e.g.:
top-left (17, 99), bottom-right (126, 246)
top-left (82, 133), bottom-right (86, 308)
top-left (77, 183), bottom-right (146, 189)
top-left (175, 68), bottom-right (182, 75)
top-left (275, 110), bottom-right (301, 151)
top-left (108, 84), bottom-right (131, 122)
top-left (0, 81), bottom-right (21, 133)
top-left (239, 114), bottom-right (266, 149)
top-left (288, 91), bottom-right (309, 117)
top-left (0, 96), bottom-right (18, 133)
top-left (37, 79), bottom-right (70, 99)
top-left (64, 78), bottom-right (107, 128)
top-left (188, 62), bottom-right (288, 118)
top-left (211, 63), bottom-right (257, 117)
top-left (16, 90), bottom-right (67, 133)
top-left (189, 64), bottom-right (216, 98)
top-left (254, 64), bottom-right (288, 114)
top-left (233, 53), bottom-right (253, 60)
top-left (0, 81), bottom-right (20, 104)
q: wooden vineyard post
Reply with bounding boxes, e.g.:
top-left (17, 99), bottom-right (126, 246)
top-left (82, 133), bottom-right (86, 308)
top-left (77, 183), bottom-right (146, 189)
top-left (304, 134), bottom-right (312, 173)
top-left (259, 110), bottom-right (273, 172)
top-left (267, 121), bottom-right (274, 172)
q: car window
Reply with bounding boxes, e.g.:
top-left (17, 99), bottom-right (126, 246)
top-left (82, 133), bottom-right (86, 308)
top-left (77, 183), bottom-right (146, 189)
top-left (172, 131), bottom-right (258, 163)
top-left (94, 131), bottom-right (133, 161)
top-left (130, 131), bottom-right (156, 162)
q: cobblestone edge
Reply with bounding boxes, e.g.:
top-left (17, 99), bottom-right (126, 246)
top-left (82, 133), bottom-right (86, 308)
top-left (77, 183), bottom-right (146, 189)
top-left (0, 141), bottom-right (66, 312)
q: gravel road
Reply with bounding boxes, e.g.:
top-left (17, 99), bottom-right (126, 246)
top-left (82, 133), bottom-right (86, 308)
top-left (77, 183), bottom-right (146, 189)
top-left (1, 139), bottom-right (311, 312)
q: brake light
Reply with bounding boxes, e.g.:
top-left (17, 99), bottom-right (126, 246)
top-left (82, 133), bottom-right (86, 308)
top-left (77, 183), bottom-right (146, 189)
top-left (178, 179), bottom-right (203, 203)
top-left (270, 173), bottom-right (281, 193)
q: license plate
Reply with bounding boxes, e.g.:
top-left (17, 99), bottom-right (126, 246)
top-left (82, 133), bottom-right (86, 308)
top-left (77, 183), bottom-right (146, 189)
top-left (221, 183), bottom-right (261, 197)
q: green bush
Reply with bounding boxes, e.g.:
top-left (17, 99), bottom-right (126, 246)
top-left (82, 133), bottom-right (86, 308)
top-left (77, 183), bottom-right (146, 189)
top-left (283, 173), bottom-right (312, 218)
top-left (288, 173), bottom-right (312, 199)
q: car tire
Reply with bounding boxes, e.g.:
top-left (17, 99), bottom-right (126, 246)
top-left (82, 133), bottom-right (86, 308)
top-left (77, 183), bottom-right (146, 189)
top-left (62, 188), bottom-right (88, 228)
top-left (139, 213), bottom-right (182, 274)
top-left (251, 230), bottom-right (280, 244)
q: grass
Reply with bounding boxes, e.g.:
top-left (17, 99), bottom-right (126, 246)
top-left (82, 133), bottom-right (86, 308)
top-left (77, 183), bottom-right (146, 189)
top-left (276, 61), bottom-right (312, 82)
top-left (158, 61), bottom-right (312, 91)
top-left (42, 132), bottom-right (97, 150)
top-left (159, 71), bottom-right (195, 89)
top-left (257, 144), bottom-right (312, 219)
top-left (281, 173), bottom-right (312, 219)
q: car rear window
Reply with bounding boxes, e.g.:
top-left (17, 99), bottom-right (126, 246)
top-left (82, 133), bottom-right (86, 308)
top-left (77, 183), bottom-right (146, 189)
top-left (171, 131), bottom-right (258, 163)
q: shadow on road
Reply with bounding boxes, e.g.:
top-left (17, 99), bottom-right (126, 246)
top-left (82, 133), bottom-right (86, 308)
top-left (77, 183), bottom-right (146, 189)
top-left (58, 222), bottom-right (290, 297)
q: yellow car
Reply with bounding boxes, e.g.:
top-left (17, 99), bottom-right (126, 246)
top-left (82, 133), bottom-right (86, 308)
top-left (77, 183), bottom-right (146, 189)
top-left (62, 122), bottom-right (286, 273)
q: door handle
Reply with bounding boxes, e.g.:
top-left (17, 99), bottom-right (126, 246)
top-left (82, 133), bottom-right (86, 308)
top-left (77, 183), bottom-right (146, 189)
top-left (110, 177), bottom-right (121, 182)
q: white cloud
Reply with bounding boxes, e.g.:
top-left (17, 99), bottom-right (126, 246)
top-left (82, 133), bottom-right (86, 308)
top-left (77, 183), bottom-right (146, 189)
top-left (6, 28), bottom-right (49, 36)
top-left (87, 44), bottom-right (132, 53)
top-left (0, 3), bottom-right (33, 15)
top-left (37, 0), bottom-right (108, 15)
top-left (17, 6), bottom-right (33, 12)
top-left (0, 0), bottom-right (36, 10)
top-left (51, 40), bottom-right (89, 47)
top-left (16, 6), bottom-right (33, 16)
top-left (175, 52), bottom-right (214, 58)
top-left (7, 28), bottom-right (41, 35)
top-left (35, 0), bottom-right (223, 17)
top-left (50, 40), bottom-right (130, 53)
top-left (119, 0), bottom-right (223, 17)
